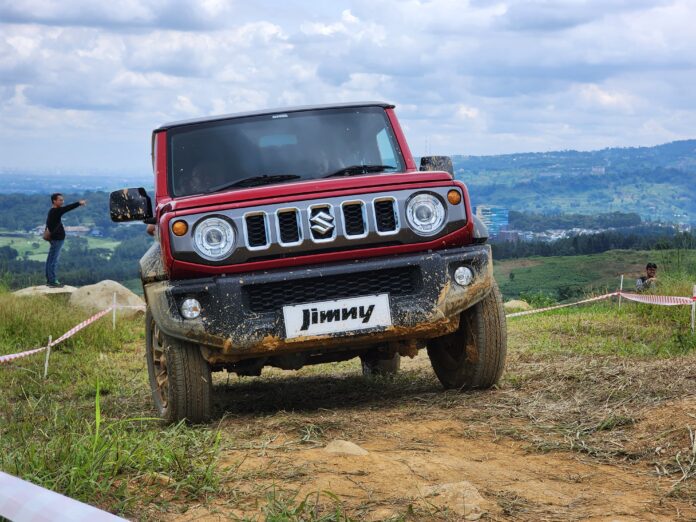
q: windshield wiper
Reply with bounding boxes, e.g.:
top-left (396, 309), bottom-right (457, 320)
top-left (324, 164), bottom-right (397, 178)
top-left (210, 174), bottom-right (302, 192)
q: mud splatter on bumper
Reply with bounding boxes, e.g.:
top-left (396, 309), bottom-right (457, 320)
top-left (145, 245), bottom-right (492, 362)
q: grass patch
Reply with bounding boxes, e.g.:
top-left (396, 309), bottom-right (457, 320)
top-left (0, 291), bottom-right (224, 518)
top-left (496, 248), bottom-right (696, 301)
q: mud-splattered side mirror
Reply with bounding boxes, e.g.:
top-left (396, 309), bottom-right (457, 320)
top-left (110, 187), bottom-right (153, 222)
top-left (419, 156), bottom-right (454, 176)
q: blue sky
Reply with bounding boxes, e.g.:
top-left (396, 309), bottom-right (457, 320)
top-left (1, 0), bottom-right (695, 173)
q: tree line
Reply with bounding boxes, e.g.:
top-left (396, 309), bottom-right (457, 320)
top-left (492, 230), bottom-right (695, 260)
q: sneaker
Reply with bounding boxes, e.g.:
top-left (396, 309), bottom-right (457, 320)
top-left (47, 282), bottom-right (65, 288)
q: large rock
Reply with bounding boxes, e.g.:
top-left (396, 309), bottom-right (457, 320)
top-left (13, 285), bottom-right (77, 298)
top-left (70, 280), bottom-right (144, 318)
top-left (503, 299), bottom-right (532, 313)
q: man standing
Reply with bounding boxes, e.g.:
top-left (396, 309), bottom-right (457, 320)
top-left (636, 262), bottom-right (657, 292)
top-left (45, 193), bottom-right (86, 287)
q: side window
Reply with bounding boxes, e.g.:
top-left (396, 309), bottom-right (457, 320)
top-left (375, 129), bottom-right (396, 167)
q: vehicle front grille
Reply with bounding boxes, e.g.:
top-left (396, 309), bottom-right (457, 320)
top-left (375, 199), bottom-right (397, 232)
top-left (342, 203), bottom-right (366, 236)
top-left (244, 266), bottom-right (421, 313)
top-left (277, 210), bottom-right (300, 244)
top-left (245, 214), bottom-right (268, 248)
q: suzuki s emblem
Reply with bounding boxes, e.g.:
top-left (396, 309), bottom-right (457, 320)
top-left (310, 210), bottom-right (335, 234)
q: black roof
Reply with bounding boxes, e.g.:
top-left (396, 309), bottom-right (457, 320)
top-left (156, 101), bottom-right (395, 131)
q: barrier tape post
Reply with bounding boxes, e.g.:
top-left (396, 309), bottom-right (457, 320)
top-left (691, 284), bottom-right (695, 334)
top-left (112, 292), bottom-right (116, 331)
top-left (42, 335), bottom-right (52, 379)
top-left (618, 275), bottom-right (624, 309)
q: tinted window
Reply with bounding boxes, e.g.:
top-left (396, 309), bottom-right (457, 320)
top-left (168, 107), bottom-right (405, 196)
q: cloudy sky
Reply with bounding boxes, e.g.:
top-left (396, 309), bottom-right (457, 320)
top-left (1, 0), bottom-right (695, 173)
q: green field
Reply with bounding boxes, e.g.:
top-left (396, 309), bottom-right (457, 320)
top-left (0, 234), bottom-right (121, 262)
top-left (495, 249), bottom-right (696, 301)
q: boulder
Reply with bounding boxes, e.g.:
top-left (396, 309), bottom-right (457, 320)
top-left (70, 280), bottom-right (144, 318)
top-left (420, 481), bottom-right (490, 521)
top-left (13, 285), bottom-right (77, 298)
top-left (324, 440), bottom-right (369, 456)
top-left (503, 299), bottom-right (531, 312)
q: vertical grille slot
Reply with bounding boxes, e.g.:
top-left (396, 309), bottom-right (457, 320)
top-left (374, 199), bottom-right (398, 233)
top-left (277, 209), bottom-right (301, 244)
top-left (342, 202), bottom-right (366, 237)
top-left (245, 214), bottom-right (268, 248)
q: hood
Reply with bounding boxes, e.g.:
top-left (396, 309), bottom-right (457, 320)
top-left (165, 171), bottom-right (454, 213)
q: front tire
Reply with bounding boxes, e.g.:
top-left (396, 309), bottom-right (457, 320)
top-left (427, 284), bottom-right (507, 389)
top-left (145, 311), bottom-right (212, 423)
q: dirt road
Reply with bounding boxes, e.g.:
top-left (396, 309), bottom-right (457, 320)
top-left (169, 343), bottom-right (696, 521)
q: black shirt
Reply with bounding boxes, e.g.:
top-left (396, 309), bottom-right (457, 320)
top-left (46, 202), bottom-right (80, 241)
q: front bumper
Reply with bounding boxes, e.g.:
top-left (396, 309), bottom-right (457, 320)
top-left (145, 245), bottom-right (493, 362)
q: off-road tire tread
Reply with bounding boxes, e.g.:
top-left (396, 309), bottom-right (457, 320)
top-left (145, 310), bottom-right (212, 424)
top-left (427, 283), bottom-right (507, 389)
top-left (165, 339), bottom-right (212, 424)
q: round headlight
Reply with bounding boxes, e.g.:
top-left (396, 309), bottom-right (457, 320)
top-left (193, 217), bottom-right (235, 260)
top-left (406, 193), bottom-right (446, 236)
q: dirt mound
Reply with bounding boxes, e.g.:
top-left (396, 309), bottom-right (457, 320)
top-left (504, 299), bottom-right (531, 312)
top-left (13, 285), bottom-right (77, 297)
top-left (69, 280), bottom-right (144, 318)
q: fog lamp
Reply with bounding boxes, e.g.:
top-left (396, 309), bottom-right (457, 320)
top-left (180, 298), bottom-right (201, 319)
top-left (454, 266), bottom-right (474, 287)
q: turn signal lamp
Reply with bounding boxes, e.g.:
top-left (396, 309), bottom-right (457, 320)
top-left (447, 189), bottom-right (461, 205)
top-left (172, 220), bottom-right (188, 236)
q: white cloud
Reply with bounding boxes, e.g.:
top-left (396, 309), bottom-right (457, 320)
top-left (1, 0), bottom-right (696, 170)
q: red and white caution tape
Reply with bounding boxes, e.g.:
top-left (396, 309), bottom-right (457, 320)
top-left (0, 307), bottom-right (113, 366)
top-left (616, 292), bottom-right (695, 306)
top-left (0, 471), bottom-right (127, 522)
top-left (506, 292), bottom-right (618, 318)
top-left (507, 290), bottom-right (696, 318)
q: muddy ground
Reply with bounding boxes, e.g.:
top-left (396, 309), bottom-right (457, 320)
top-left (160, 329), bottom-right (696, 522)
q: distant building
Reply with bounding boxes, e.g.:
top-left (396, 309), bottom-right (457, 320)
top-left (591, 166), bottom-right (606, 175)
top-left (475, 205), bottom-right (509, 237)
top-left (498, 230), bottom-right (521, 242)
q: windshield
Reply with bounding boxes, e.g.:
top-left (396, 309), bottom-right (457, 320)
top-left (168, 106), bottom-right (406, 197)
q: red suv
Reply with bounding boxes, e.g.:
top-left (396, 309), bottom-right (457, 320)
top-left (110, 102), bottom-right (506, 423)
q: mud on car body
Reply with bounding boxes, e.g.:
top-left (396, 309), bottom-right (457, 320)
top-left (110, 102), bottom-right (507, 423)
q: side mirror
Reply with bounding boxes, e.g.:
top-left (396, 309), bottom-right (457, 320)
top-left (110, 188), bottom-right (153, 222)
top-left (420, 156), bottom-right (454, 176)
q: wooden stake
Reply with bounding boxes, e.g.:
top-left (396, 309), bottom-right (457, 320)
top-left (618, 275), bottom-right (624, 309)
top-left (43, 335), bottom-right (52, 379)
top-left (691, 285), bottom-right (695, 334)
top-left (112, 292), bottom-right (116, 330)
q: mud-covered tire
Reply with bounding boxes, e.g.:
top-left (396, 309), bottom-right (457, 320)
top-left (145, 310), bottom-right (212, 423)
top-left (360, 352), bottom-right (401, 376)
top-left (427, 283), bottom-right (507, 390)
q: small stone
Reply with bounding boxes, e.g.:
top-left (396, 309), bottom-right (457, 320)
top-left (421, 481), bottom-right (488, 521)
top-left (323, 440), bottom-right (368, 456)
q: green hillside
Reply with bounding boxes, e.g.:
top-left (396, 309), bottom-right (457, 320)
top-left (454, 139), bottom-right (696, 223)
top-left (495, 249), bottom-right (696, 301)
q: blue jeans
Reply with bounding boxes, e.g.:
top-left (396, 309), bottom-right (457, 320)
top-left (45, 239), bottom-right (64, 284)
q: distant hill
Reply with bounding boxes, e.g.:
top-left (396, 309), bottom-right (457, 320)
top-left (453, 139), bottom-right (696, 224)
